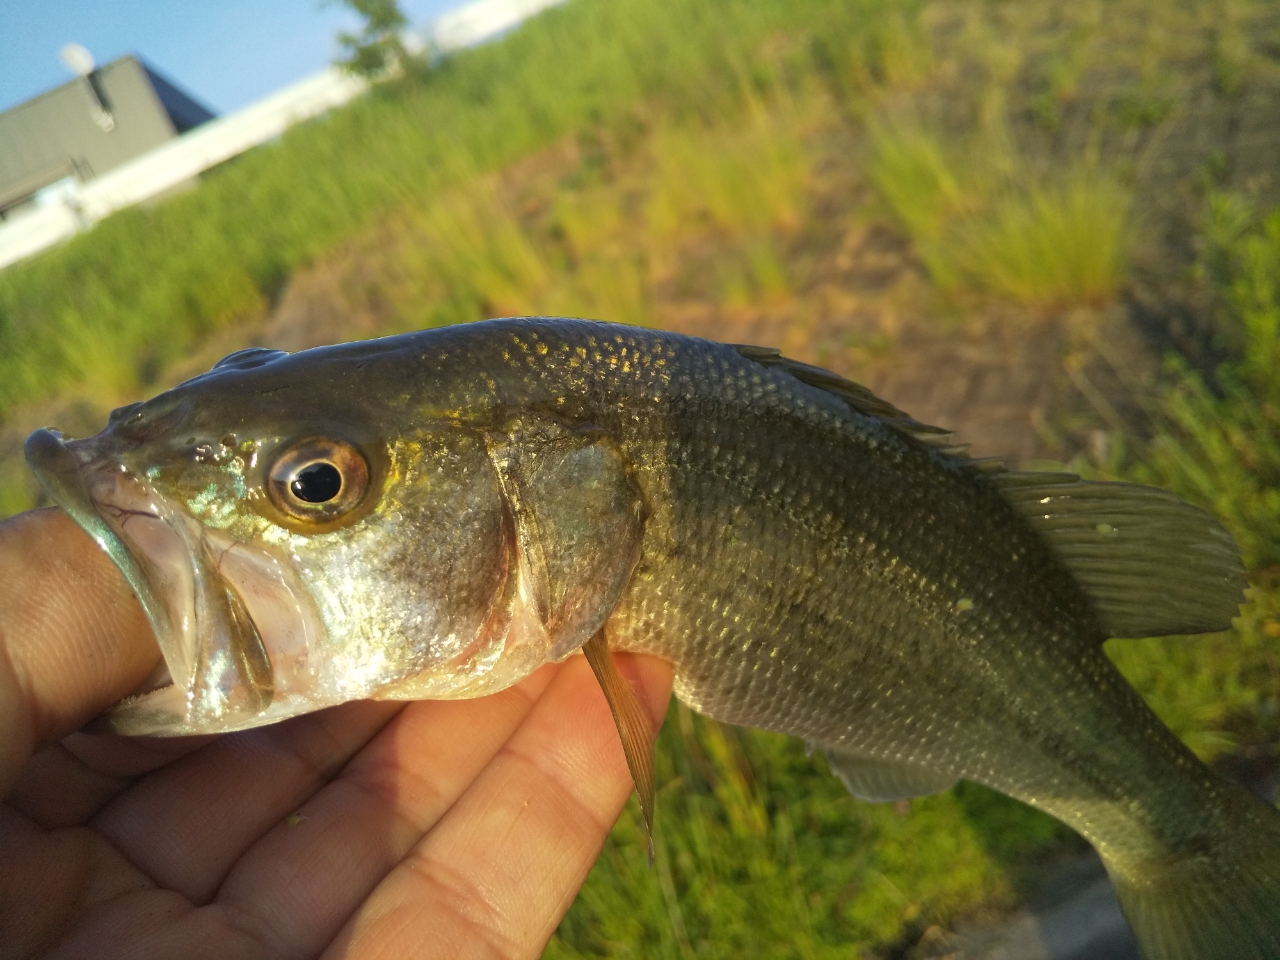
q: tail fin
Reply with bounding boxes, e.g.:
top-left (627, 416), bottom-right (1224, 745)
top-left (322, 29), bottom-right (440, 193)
top-left (1105, 788), bottom-right (1280, 960)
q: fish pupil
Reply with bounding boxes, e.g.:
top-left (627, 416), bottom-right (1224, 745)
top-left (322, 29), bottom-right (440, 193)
top-left (291, 462), bottom-right (342, 503)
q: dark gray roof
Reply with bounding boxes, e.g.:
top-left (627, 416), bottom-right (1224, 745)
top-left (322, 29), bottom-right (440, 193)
top-left (0, 55), bottom-right (215, 214)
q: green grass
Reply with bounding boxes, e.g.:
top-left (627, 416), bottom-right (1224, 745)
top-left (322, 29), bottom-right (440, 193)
top-left (870, 123), bottom-right (1132, 307)
top-left (5, 0), bottom-right (1279, 426)
top-left (1100, 193), bottom-right (1280, 570)
top-left (377, 100), bottom-right (816, 330)
top-left (0, 0), bottom-right (908, 425)
top-left (962, 174), bottom-right (1131, 307)
top-left (1105, 589), bottom-right (1280, 763)
top-left (648, 113), bottom-right (809, 240)
top-left (6, 0), bottom-right (1280, 426)
top-left (549, 707), bottom-right (1070, 959)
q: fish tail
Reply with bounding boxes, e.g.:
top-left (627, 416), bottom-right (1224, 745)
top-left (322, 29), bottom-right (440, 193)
top-left (1104, 787), bottom-right (1280, 960)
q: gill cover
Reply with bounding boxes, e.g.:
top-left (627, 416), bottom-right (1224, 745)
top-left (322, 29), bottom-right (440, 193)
top-left (376, 413), bottom-right (647, 700)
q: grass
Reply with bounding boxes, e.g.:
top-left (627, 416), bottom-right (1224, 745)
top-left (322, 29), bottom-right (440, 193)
top-left (308, 88), bottom-right (818, 335)
top-left (1100, 193), bottom-right (1280, 570)
top-left (5, 0), bottom-right (1279, 427)
top-left (1, 0), bottom-right (1279, 954)
top-left (869, 123), bottom-right (1132, 307)
top-left (963, 174), bottom-right (1131, 306)
top-left (549, 707), bottom-right (1070, 959)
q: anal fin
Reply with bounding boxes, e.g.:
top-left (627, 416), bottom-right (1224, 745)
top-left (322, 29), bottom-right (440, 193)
top-left (582, 630), bottom-right (657, 865)
top-left (809, 742), bottom-right (958, 802)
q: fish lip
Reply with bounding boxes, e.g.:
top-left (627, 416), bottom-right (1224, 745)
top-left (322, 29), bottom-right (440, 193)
top-left (25, 428), bottom-right (175, 647)
top-left (24, 427), bottom-right (322, 735)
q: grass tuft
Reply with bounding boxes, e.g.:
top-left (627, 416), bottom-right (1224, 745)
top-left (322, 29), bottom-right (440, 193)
top-left (870, 123), bottom-right (1132, 307)
top-left (960, 173), bottom-right (1131, 307)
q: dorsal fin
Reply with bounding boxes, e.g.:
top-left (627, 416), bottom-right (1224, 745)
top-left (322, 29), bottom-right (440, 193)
top-left (734, 345), bottom-right (960, 451)
top-left (993, 473), bottom-right (1247, 637)
top-left (732, 344), bottom-right (1247, 640)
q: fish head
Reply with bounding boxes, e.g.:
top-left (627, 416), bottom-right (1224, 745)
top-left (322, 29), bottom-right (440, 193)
top-left (23, 339), bottom-right (582, 735)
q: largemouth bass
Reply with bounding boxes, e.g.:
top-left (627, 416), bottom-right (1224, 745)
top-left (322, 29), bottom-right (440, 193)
top-left (24, 318), bottom-right (1280, 959)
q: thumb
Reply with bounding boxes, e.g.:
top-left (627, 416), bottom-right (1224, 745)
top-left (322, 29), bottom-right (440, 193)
top-left (0, 508), bottom-right (157, 799)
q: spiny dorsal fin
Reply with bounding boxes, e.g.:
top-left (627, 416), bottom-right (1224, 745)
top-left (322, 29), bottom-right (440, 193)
top-left (807, 741), bottom-right (958, 802)
top-left (994, 473), bottom-right (1248, 638)
top-left (733, 345), bottom-right (959, 451)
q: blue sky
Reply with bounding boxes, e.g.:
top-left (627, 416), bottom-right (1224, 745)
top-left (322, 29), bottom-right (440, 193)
top-left (1, 0), bottom-right (466, 116)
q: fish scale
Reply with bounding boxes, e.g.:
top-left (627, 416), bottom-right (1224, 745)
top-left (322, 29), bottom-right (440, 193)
top-left (25, 317), bottom-right (1280, 960)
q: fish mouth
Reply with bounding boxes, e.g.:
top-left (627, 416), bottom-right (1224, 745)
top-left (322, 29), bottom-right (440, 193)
top-left (25, 428), bottom-right (325, 736)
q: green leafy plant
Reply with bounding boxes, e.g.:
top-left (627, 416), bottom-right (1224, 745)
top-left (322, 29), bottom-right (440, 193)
top-left (1122, 194), bottom-right (1280, 570)
top-left (334, 0), bottom-right (412, 78)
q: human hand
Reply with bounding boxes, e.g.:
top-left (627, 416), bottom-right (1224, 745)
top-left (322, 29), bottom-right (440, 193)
top-left (0, 508), bottom-right (673, 959)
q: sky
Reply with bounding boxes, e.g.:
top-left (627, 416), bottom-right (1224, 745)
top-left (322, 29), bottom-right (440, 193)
top-left (0, 0), bottom-right (466, 116)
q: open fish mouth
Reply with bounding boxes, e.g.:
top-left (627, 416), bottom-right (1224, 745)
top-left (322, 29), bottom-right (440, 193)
top-left (25, 428), bottom-right (325, 736)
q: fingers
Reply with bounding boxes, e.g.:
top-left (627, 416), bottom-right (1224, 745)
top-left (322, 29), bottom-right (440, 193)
top-left (28, 654), bottom-right (668, 960)
top-left (6, 744), bottom-right (131, 829)
top-left (212, 665), bottom-right (556, 959)
top-left (325, 652), bottom-right (673, 960)
top-left (8, 734), bottom-right (214, 829)
top-left (0, 803), bottom-right (155, 957)
top-left (0, 509), bottom-right (157, 799)
top-left (3, 704), bottom-right (377, 960)
top-left (91, 700), bottom-right (402, 903)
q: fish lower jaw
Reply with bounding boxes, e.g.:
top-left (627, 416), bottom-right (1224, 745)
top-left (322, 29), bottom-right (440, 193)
top-left (98, 682), bottom-right (347, 736)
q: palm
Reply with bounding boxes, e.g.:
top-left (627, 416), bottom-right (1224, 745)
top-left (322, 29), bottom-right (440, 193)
top-left (0, 511), bottom-right (671, 960)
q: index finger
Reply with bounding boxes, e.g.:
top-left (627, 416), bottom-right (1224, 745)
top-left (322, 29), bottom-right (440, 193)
top-left (0, 509), bottom-right (158, 798)
top-left (326, 651), bottom-right (673, 960)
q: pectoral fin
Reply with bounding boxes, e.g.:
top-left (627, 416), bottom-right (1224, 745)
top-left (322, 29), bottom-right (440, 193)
top-left (809, 741), bottom-right (958, 802)
top-left (583, 630), bottom-right (657, 865)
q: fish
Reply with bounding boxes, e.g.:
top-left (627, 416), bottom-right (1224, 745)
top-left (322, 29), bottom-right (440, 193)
top-left (23, 316), bottom-right (1280, 960)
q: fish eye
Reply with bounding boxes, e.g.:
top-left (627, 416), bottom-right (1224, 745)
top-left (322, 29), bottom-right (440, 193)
top-left (291, 462), bottom-right (343, 503)
top-left (266, 437), bottom-right (370, 527)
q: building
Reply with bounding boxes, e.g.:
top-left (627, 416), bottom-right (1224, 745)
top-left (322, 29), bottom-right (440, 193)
top-left (0, 55), bottom-right (215, 221)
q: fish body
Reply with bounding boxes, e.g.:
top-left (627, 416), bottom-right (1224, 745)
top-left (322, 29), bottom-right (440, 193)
top-left (25, 318), bottom-right (1280, 959)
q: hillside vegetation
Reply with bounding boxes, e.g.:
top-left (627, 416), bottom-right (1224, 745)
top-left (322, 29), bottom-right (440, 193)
top-left (2, 0), bottom-right (1279, 955)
